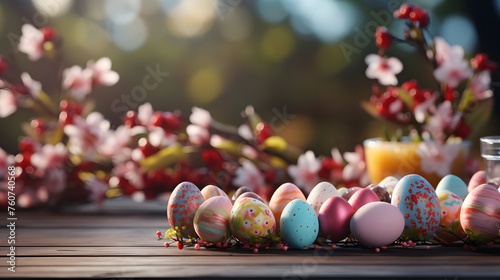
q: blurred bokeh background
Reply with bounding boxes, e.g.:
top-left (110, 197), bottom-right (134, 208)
top-left (0, 0), bottom-right (499, 158)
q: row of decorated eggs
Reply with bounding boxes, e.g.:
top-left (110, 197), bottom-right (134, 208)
top-left (166, 173), bottom-right (500, 249)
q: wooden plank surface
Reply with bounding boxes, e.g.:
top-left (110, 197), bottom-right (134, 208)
top-left (1, 199), bottom-right (500, 278)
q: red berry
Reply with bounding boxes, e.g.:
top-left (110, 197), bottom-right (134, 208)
top-left (18, 137), bottom-right (37, 154)
top-left (11, 84), bottom-right (29, 95)
top-left (255, 122), bottom-right (273, 144)
top-left (394, 3), bottom-right (413, 19)
top-left (264, 169), bottom-right (276, 183)
top-left (201, 148), bottom-right (224, 170)
top-left (401, 80), bottom-right (418, 93)
top-left (164, 242), bottom-right (169, 248)
top-left (177, 241), bottom-right (184, 250)
top-left (151, 112), bottom-right (165, 128)
top-left (376, 89), bottom-right (404, 120)
top-left (138, 138), bottom-right (159, 157)
top-left (253, 248), bottom-right (258, 254)
top-left (471, 53), bottom-right (497, 71)
top-left (375, 26), bottom-right (392, 49)
top-left (123, 110), bottom-right (139, 128)
top-left (156, 230), bottom-right (162, 238)
top-left (41, 27), bottom-right (56, 41)
top-left (0, 57), bottom-right (8, 75)
top-left (194, 244), bottom-right (201, 251)
top-left (409, 7), bottom-right (430, 28)
top-left (452, 118), bottom-right (471, 139)
top-left (163, 112), bottom-right (182, 133)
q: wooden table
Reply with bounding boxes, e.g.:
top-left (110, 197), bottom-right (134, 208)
top-left (1, 198), bottom-right (500, 279)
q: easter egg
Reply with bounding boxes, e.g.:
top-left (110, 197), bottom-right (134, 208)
top-left (337, 187), bottom-right (348, 198)
top-left (350, 202), bottom-right (404, 247)
top-left (230, 197), bottom-right (276, 244)
top-left (232, 186), bottom-right (253, 200)
top-left (237, 192), bottom-right (265, 203)
top-left (391, 174), bottom-right (441, 241)
top-left (369, 184), bottom-right (391, 203)
top-left (436, 175), bottom-right (468, 200)
top-left (468, 171), bottom-right (487, 193)
top-left (348, 188), bottom-right (380, 212)
top-left (460, 183), bottom-right (500, 244)
top-left (378, 176), bottom-right (399, 195)
top-left (434, 190), bottom-right (465, 243)
top-left (167, 181), bottom-right (205, 237)
top-left (318, 196), bottom-right (355, 242)
top-left (307, 181), bottom-right (339, 215)
top-left (201, 185), bottom-right (229, 201)
top-left (269, 183), bottom-right (306, 227)
top-left (194, 196), bottom-right (232, 243)
top-left (280, 199), bottom-right (319, 249)
top-left (341, 187), bottom-right (361, 201)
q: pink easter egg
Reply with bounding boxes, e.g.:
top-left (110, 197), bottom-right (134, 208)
top-left (468, 171), bottom-right (487, 193)
top-left (348, 188), bottom-right (380, 212)
top-left (318, 196), bottom-right (355, 242)
top-left (269, 183), bottom-right (306, 228)
top-left (460, 183), bottom-right (500, 244)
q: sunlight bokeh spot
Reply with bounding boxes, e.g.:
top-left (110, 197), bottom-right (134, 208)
top-left (188, 67), bottom-right (223, 104)
top-left (260, 26), bottom-right (295, 61)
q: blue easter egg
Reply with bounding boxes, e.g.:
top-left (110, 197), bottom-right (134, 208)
top-left (280, 199), bottom-right (319, 249)
top-left (391, 174), bottom-right (441, 241)
top-left (167, 181), bottom-right (205, 237)
top-left (436, 174), bottom-right (468, 200)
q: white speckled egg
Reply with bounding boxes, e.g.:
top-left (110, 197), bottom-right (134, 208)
top-left (307, 181), bottom-right (339, 215)
top-left (436, 175), bottom-right (468, 200)
top-left (280, 199), bottom-right (319, 249)
top-left (350, 202), bottom-right (404, 247)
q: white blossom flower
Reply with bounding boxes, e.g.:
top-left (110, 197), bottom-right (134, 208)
top-left (434, 37), bottom-right (465, 66)
top-left (414, 93), bottom-right (437, 123)
top-left (31, 143), bottom-right (67, 174)
top-left (365, 54), bottom-right (403, 86)
top-left (470, 71), bottom-right (493, 100)
top-left (424, 101), bottom-right (454, 142)
top-left (87, 57), bottom-right (119, 86)
top-left (21, 72), bottom-right (42, 97)
top-left (64, 112), bottom-right (110, 159)
top-left (288, 150), bottom-right (320, 193)
top-left (0, 89), bottom-right (17, 118)
top-left (186, 124), bottom-right (210, 145)
top-left (18, 24), bottom-right (44, 61)
top-left (62, 65), bottom-right (93, 101)
top-left (342, 145), bottom-right (370, 187)
top-left (232, 159), bottom-right (265, 191)
top-left (99, 125), bottom-right (132, 157)
top-left (189, 107), bottom-right (211, 128)
top-left (40, 168), bottom-right (66, 196)
top-left (417, 141), bottom-right (461, 177)
top-left (433, 59), bottom-right (472, 88)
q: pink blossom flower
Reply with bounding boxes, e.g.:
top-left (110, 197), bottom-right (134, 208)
top-left (112, 160), bottom-right (144, 189)
top-left (424, 101), bottom-right (453, 142)
top-left (433, 37), bottom-right (472, 88)
top-left (433, 59), bottom-right (472, 88)
top-left (62, 65), bottom-right (93, 101)
top-left (189, 107), bottom-right (212, 128)
top-left (87, 57), bottom-right (119, 86)
top-left (414, 93), bottom-right (437, 123)
top-left (342, 145), bottom-right (370, 187)
top-left (31, 143), bottom-right (67, 174)
top-left (39, 168), bottom-right (66, 196)
top-left (470, 71), bottom-right (493, 100)
top-left (84, 177), bottom-right (109, 206)
top-left (64, 112), bottom-right (110, 159)
top-left (137, 102), bottom-right (154, 128)
top-left (148, 127), bottom-right (177, 147)
top-left (434, 37), bottom-right (464, 66)
top-left (365, 54), bottom-right (403, 86)
top-left (99, 125), bottom-right (133, 158)
top-left (288, 150), bottom-right (320, 193)
top-left (186, 124), bottom-right (210, 145)
top-left (21, 72), bottom-right (42, 97)
top-left (0, 89), bottom-right (17, 117)
top-left (417, 141), bottom-right (461, 177)
top-left (18, 24), bottom-right (44, 61)
top-left (232, 159), bottom-right (265, 191)
top-left (238, 124), bottom-right (253, 141)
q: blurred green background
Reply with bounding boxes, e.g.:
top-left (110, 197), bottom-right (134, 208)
top-left (0, 0), bottom-right (499, 157)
